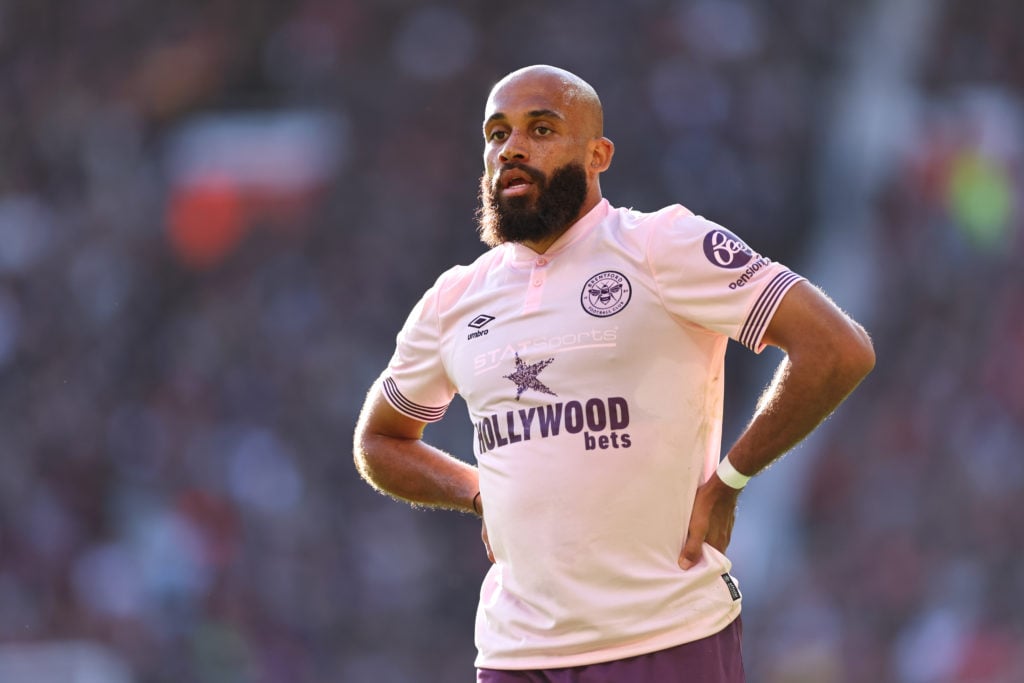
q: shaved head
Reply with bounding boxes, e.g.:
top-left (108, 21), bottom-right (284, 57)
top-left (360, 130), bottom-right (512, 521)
top-left (486, 65), bottom-right (604, 139)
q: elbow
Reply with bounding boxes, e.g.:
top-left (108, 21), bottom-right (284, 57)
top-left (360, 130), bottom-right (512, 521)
top-left (353, 440), bottom-right (369, 482)
top-left (353, 435), bottom-right (388, 493)
top-left (792, 322), bottom-right (875, 393)
top-left (353, 426), bottom-right (404, 493)
top-left (851, 324), bottom-right (876, 379)
top-left (834, 323), bottom-right (876, 388)
top-left (352, 421), bottom-right (378, 484)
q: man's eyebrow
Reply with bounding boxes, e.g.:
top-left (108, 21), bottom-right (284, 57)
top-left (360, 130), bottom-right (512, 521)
top-left (526, 109), bottom-right (565, 121)
top-left (484, 109), bottom-right (566, 127)
top-left (484, 112), bottom-right (507, 128)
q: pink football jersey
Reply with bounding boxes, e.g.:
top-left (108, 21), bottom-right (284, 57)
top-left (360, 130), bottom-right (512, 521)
top-left (382, 199), bottom-right (803, 668)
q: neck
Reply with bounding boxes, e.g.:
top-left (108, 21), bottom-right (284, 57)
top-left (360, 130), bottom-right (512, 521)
top-left (522, 231), bottom-right (569, 255)
top-left (521, 192), bottom-right (602, 254)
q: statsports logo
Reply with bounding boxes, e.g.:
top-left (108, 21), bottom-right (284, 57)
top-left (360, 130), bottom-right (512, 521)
top-left (581, 271), bottom-right (631, 318)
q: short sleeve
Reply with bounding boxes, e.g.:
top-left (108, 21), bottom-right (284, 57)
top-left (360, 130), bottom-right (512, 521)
top-left (648, 210), bottom-right (804, 353)
top-left (381, 280), bottom-right (456, 422)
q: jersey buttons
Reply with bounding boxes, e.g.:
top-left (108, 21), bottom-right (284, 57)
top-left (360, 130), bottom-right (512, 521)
top-left (524, 264), bottom-right (546, 311)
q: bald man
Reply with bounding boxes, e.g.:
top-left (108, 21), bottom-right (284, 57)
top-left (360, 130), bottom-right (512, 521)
top-left (354, 65), bottom-right (874, 682)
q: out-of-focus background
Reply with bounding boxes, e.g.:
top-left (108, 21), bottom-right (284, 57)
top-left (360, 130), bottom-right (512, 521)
top-left (1, 0), bottom-right (1021, 681)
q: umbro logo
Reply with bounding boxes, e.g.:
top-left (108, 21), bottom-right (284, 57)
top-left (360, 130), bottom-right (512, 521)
top-left (468, 314), bottom-right (495, 329)
top-left (467, 314), bottom-right (495, 340)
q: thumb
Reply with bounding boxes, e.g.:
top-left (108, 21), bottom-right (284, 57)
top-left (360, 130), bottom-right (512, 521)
top-left (481, 519), bottom-right (495, 564)
top-left (678, 515), bottom-right (707, 570)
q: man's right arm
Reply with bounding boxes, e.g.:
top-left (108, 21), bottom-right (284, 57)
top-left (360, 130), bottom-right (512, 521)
top-left (354, 380), bottom-right (480, 515)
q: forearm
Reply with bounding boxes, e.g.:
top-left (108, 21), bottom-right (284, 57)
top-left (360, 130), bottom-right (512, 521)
top-left (726, 342), bottom-right (871, 478)
top-left (683, 283), bottom-right (873, 567)
top-left (355, 432), bottom-right (480, 514)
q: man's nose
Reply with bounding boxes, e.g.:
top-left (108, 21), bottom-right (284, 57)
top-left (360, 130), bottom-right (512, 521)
top-left (498, 131), bottom-right (528, 163)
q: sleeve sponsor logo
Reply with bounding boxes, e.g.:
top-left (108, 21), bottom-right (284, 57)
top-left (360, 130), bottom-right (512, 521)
top-left (702, 228), bottom-right (755, 269)
top-left (728, 257), bottom-right (769, 289)
top-left (581, 271), bottom-right (632, 318)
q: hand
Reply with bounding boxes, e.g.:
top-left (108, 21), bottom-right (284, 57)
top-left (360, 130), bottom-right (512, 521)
top-left (476, 495), bottom-right (495, 563)
top-left (678, 475), bottom-right (740, 570)
top-left (481, 517), bottom-right (495, 563)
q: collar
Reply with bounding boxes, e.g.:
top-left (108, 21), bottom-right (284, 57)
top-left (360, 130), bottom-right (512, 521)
top-left (504, 198), bottom-right (611, 268)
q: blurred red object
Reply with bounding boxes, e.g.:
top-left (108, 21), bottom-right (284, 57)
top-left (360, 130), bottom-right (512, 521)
top-left (166, 175), bottom-right (247, 270)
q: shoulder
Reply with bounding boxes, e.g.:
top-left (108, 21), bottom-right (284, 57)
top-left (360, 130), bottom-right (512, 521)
top-left (599, 203), bottom-right (717, 260)
top-left (436, 245), bottom-right (505, 288)
top-left (635, 205), bottom-right (755, 257)
top-left (427, 245), bottom-right (507, 309)
top-left (604, 203), bottom-right (703, 237)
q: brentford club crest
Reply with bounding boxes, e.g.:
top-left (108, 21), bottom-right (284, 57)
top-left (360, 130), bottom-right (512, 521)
top-left (581, 270), bottom-right (631, 318)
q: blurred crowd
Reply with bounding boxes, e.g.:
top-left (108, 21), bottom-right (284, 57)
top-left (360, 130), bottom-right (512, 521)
top-left (0, 1), bottom-right (1020, 682)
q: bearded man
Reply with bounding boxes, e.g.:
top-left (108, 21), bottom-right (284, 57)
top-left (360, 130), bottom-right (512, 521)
top-left (354, 65), bottom-right (875, 682)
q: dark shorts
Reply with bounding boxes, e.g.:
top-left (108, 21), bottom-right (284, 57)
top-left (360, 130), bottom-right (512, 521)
top-left (477, 617), bottom-right (744, 683)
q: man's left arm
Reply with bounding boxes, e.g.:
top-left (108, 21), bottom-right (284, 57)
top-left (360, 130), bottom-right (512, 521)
top-left (679, 280), bottom-right (875, 569)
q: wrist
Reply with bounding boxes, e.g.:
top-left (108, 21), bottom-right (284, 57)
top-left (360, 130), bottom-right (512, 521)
top-left (716, 455), bottom-right (751, 490)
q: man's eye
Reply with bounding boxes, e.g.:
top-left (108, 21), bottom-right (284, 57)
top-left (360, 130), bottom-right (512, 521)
top-left (489, 130), bottom-right (508, 141)
top-left (535, 126), bottom-right (552, 136)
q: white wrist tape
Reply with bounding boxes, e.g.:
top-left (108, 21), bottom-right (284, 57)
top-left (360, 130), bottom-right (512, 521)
top-left (716, 456), bottom-right (751, 490)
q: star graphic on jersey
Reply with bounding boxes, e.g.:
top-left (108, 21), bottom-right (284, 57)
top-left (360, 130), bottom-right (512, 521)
top-left (503, 353), bottom-right (557, 401)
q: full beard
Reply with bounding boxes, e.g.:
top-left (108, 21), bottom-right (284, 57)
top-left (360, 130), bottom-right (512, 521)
top-left (476, 162), bottom-right (588, 248)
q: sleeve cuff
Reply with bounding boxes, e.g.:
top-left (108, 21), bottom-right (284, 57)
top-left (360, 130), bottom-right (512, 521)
top-left (381, 376), bottom-right (449, 423)
top-left (737, 271), bottom-right (804, 352)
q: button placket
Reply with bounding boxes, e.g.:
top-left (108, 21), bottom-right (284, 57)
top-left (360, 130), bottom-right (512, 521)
top-left (523, 256), bottom-right (550, 311)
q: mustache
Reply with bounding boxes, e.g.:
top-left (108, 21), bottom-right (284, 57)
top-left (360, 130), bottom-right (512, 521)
top-left (493, 162), bottom-right (545, 189)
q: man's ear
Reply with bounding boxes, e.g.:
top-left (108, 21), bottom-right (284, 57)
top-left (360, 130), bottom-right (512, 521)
top-left (588, 137), bottom-right (615, 173)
